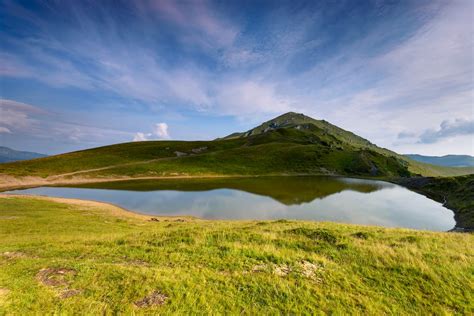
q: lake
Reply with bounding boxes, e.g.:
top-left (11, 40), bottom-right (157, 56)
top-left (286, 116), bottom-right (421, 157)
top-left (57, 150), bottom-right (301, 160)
top-left (5, 176), bottom-right (455, 231)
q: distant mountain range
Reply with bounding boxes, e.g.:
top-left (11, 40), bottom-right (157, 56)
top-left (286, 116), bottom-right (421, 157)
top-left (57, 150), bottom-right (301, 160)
top-left (405, 154), bottom-right (474, 168)
top-left (0, 146), bottom-right (47, 163)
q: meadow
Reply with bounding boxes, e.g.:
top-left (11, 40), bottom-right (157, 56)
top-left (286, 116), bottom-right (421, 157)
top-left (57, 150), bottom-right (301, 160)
top-left (1, 195), bottom-right (472, 314)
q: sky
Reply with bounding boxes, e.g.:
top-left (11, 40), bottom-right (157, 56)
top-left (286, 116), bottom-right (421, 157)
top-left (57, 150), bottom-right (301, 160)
top-left (0, 0), bottom-right (473, 156)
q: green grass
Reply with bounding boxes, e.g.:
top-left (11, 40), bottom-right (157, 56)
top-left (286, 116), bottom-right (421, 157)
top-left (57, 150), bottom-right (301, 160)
top-left (0, 113), bottom-right (472, 186)
top-left (1, 196), bottom-right (473, 314)
top-left (406, 159), bottom-right (474, 177)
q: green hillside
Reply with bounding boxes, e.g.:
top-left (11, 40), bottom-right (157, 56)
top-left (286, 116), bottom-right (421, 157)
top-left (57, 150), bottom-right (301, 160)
top-left (0, 113), bottom-right (471, 186)
top-left (223, 112), bottom-right (377, 150)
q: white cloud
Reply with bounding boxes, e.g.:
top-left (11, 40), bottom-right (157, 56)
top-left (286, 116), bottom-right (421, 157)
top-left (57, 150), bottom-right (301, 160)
top-left (153, 123), bottom-right (170, 139)
top-left (133, 122), bottom-right (170, 142)
top-left (418, 118), bottom-right (474, 144)
top-left (0, 127), bottom-right (12, 133)
top-left (133, 132), bottom-right (149, 142)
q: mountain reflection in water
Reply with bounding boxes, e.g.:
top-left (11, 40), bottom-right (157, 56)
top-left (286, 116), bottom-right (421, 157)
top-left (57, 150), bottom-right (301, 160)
top-left (6, 176), bottom-right (455, 231)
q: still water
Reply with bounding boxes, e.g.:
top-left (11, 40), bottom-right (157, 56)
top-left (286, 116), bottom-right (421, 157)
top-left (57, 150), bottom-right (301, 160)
top-left (5, 176), bottom-right (455, 231)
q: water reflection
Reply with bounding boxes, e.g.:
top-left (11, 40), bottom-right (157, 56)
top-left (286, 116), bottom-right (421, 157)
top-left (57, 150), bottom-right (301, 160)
top-left (71, 176), bottom-right (384, 205)
top-left (6, 176), bottom-right (455, 231)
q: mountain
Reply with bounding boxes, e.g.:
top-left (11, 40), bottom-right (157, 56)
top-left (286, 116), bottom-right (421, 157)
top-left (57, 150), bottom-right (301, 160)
top-left (222, 112), bottom-right (376, 150)
top-left (0, 146), bottom-right (47, 163)
top-left (405, 154), bottom-right (474, 167)
top-left (0, 113), bottom-right (472, 188)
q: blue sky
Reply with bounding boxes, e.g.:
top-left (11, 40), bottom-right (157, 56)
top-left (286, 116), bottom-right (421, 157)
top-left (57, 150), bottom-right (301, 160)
top-left (0, 0), bottom-right (473, 155)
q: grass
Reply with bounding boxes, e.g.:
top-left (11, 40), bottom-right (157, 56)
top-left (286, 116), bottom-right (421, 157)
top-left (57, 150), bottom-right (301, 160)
top-left (2, 135), bottom-right (461, 182)
top-left (0, 113), bottom-right (472, 185)
top-left (1, 196), bottom-right (473, 314)
top-left (405, 159), bottom-right (474, 177)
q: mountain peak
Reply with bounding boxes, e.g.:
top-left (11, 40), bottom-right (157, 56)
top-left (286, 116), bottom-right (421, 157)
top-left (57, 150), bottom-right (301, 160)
top-left (221, 111), bottom-right (379, 152)
top-left (270, 111), bottom-right (314, 121)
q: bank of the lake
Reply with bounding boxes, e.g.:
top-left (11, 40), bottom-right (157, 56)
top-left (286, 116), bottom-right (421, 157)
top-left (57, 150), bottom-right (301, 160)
top-left (3, 176), bottom-right (456, 231)
top-left (0, 195), bottom-right (473, 314)
top-left (394, 175), bottom-right (474, 231)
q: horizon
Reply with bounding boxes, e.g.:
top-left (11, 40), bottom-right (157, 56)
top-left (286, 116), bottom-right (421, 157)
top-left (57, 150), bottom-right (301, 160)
top-left (1, 0), bottom-right (473, 156)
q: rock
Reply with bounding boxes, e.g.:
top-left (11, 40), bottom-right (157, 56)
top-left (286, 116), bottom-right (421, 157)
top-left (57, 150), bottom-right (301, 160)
top-left (251, 264), bottom-right (267, 273)
top-left (134, 291), bottom-right (168, 308)
top-left (174, 151), bottom-right (187, 157)
top-left (298, 261), bottom-right (322, 281)
top-left (273, 264), bottom-right (291, 276)
top-left (191, 146), bottom-right (208, 154)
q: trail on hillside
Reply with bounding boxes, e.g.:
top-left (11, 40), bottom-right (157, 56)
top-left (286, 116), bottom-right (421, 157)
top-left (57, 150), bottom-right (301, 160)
top-left (48, 155), bottom-right (183, 179)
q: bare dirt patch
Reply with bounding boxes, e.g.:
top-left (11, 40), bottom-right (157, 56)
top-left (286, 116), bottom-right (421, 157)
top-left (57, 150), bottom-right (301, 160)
top-left (36, 268), bottom-right (76, 287)
top-left (1, 251), bottom-right (26, 259)
top-left (0, 216), bottom-right (19, 220)
top-left (0, 288), bottom-right (10, 299)
top-left (134, 291), bottom-right (169, 308)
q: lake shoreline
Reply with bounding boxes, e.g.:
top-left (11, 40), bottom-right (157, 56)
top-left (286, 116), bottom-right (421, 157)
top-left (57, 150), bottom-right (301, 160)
top-left (1, 173), bottom-right (470, 231)
top-left (0, 193), bottom-right (458, 232)
top-left (391, 175), bottom-right (474, 231)
top-left (1, 175), bottom-right (458, 232)
top-left (0, 194), bottom-right (196, 221)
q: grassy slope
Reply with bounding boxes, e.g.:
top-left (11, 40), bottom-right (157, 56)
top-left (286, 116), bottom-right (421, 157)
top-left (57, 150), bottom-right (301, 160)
top-left (405, 159), bottom-right (474, 177)
top-left (1, 196), bottom-right (473, 314)
top-left (2, 130), bottom-right (470, 181)
top-left (395, 175), bottom-right (474, 229)
top-left (1, 113), bottom-right (472, 182)
top-left (0, 139), bottom-right (246, 178)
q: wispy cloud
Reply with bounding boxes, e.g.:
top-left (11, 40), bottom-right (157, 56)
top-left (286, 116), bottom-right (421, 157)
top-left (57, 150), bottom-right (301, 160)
top-left (1, 0), bottom-right (472, 155)
top-left (0, 99), bottom-right (131, 152)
